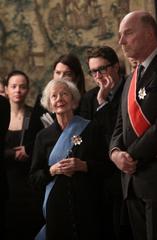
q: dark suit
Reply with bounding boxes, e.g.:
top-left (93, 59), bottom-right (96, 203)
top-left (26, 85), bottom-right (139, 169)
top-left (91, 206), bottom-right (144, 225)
top-left (110, 55), bottom-right (157, 239)
top-left (79, 77), bottom-right (132, 240)
top-left (28, 94), bottom-right (45, 134)
top-left (79, 86), bottom-right (100, 119)
top-left (79, 78), bottom-right (125, 142)
top-left (0, 96), bottom-right (10, 238)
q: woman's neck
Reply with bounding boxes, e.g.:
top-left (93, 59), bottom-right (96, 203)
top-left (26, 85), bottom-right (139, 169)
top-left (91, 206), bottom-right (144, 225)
top-left (9, 102), bottom-right (26, 130)
top-left (56, 112), bottom-right (74, 130)
top-left (11, 102), bottom-right (25, 115)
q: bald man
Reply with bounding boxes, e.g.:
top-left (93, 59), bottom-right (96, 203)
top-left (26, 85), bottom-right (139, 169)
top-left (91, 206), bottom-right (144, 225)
top-left (110, 10), bottom-right (157, 240)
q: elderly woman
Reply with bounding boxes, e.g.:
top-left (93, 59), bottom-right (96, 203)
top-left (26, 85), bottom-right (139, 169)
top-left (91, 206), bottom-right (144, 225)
top-left (30, 78), bottom-right (114, 240)
top-left (30, 53), bottom-right (86, 129)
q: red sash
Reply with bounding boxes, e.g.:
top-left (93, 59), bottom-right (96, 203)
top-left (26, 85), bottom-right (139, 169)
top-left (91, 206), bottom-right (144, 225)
top-left (128, 67), bottom-right (150, 137)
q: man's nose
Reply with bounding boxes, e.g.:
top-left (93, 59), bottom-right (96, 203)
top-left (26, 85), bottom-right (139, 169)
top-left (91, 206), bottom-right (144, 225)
top-left (59, 73), bottom-right (64, 78)
top-left (95, 71), bottom-right (102, 78)
top-left (119, 35), bottom-right (126, 45)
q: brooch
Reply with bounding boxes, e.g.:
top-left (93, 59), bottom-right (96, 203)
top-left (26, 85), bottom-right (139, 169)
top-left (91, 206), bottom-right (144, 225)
top-left (71, 135), bottom-right (82, 146)
top-left (138, 87), bottom-right (147, 100)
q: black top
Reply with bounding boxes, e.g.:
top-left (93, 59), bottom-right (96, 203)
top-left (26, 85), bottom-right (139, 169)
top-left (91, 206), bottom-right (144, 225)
top-left (4, 106), bottom-right (44, 240)
top-left (0, 96), bottom-right (10, 238)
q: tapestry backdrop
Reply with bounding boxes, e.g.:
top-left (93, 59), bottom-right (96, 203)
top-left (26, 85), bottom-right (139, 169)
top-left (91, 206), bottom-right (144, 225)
top-left (0, 0), bottom-right (155, 103)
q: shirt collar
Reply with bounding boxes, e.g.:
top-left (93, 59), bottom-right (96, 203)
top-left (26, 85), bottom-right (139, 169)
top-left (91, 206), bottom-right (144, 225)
top-left (108, 76), bottom-right (124, 101)
top-left (141, 47), bottom-right (157, 71)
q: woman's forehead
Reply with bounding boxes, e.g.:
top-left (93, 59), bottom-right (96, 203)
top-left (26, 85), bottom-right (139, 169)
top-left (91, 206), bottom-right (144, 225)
top-left (51, 83), bottom-right (69, 92)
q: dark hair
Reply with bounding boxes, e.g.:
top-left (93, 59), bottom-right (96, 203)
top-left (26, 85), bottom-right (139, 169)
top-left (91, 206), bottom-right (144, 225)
top-left (5, 70), bottom-right (30, 87)
top-left (86, 46), bottom-right (119, 66)
top-left (0, 77), bottom-right (5, 86)
top-left (52, 53), bottom-right (86, 96)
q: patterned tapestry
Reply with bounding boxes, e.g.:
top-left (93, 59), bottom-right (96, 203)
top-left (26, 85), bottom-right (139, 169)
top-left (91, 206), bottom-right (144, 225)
top-left (0, 0), bottom-right (155, 103)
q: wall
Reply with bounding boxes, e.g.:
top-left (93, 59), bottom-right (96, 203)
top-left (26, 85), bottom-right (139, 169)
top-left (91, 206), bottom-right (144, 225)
top-left (0, 0), bottom-right (155, 104)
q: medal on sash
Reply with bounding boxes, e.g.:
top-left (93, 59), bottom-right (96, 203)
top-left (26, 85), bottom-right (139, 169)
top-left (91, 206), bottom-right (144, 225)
top-left (128, 67), bottom-right (150, 137)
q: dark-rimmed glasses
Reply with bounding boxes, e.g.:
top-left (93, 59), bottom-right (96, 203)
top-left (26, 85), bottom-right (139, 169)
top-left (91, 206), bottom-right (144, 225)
top-left (88, 63), bottom-right (113, 77)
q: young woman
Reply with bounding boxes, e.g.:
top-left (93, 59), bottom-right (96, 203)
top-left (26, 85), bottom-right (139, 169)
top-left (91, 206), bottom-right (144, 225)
top-left (52, 53), bottom-right (86, 96)
top-left (4, 70), bottom-right (44, 240)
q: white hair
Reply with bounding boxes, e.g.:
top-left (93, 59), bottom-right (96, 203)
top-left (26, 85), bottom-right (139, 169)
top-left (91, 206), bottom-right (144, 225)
top-left (41, 78), bottom-right (81, 112)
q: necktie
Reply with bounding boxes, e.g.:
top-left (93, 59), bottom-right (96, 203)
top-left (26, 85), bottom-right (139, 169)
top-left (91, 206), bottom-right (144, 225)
top-left (137, 64), bottom-right (144, 82)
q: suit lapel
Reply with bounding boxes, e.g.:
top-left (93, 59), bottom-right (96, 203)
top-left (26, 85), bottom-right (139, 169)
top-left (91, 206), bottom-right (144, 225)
top-left (137, 55), bottom-right (157, 90)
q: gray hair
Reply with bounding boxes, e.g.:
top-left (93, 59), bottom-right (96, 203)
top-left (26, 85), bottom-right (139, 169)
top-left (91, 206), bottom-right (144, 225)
top-left (41, 78), bottom-right (81, 112)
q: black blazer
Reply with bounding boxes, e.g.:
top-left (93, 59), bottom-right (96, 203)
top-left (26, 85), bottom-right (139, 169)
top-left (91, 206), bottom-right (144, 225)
top-left (0, 96), bottom-right (10, 141)
top-left (110, 55), bottom-right (157, 199)
top-left (79, 86), bottom-right (100, 119)
top-left (0, 95), bottom-right (10, 159)
top-left (0, 96), bottom-right (10, 199)
top-left (0, 96), bottom-right (10, 237)
top-left (79, 77), bottom-right (125, 145)
top-left (79, 77), bottom-right (125, 196)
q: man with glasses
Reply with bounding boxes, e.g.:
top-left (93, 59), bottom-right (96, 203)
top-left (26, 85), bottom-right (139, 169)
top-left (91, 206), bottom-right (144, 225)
top-left (79, 46), bottom-right (132, 240)
top-left (80, 46), bottom-right (124, 120)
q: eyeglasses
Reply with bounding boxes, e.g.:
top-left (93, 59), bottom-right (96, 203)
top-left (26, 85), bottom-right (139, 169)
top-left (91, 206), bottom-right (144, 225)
top-left (88, 64), bottom-right (113, 77)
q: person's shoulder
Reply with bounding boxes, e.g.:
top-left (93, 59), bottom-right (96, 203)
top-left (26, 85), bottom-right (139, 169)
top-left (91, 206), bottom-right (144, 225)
top-left (0, 96), bottom-right (10, 111)
top-left (115, 75), bottom-right (126, 94)
top-left (82, 86), bottom-right (99, 99)
top-left (36, 122), bottom-right (57, 139)
top-left (25, 104), bottom-right (33, 111)
top-left (24, 104), bottom-right (33, 117)
top-left (0, 95), bottom-right (9, 105)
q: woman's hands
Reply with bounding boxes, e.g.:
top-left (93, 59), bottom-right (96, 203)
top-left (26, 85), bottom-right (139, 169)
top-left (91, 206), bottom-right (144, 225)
top-left (13, 146), bottom-right (29, 161)
top-left (49, 158), bottom-right (88, 177)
